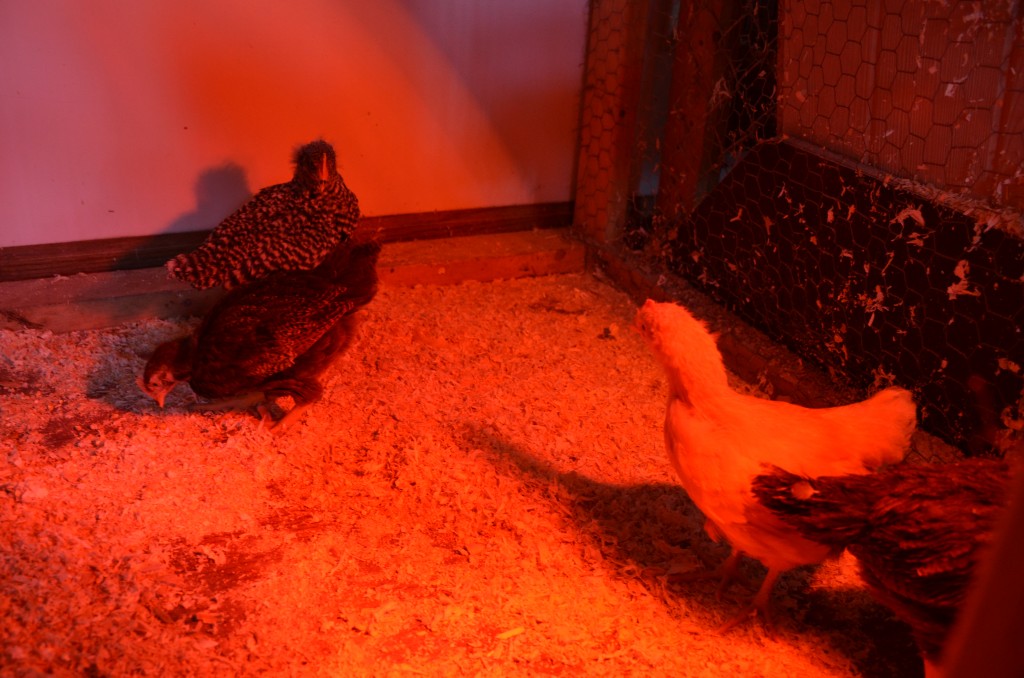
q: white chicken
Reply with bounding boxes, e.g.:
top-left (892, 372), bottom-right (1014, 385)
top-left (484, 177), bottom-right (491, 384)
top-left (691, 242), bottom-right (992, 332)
top-left (634, 299), bottom-right (917, 634)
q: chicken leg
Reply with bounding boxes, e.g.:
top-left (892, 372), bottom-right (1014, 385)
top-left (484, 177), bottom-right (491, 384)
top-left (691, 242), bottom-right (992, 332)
top-left (717, 567), bottom-right (781, 639)
top-left (191, 392), bottom-right (266, 413)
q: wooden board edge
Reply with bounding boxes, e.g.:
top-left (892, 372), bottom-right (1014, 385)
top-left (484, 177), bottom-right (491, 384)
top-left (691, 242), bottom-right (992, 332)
top-left (0, 228), bottom-right (585, 332)
top-left (0, 201), bottom-right (573, 282)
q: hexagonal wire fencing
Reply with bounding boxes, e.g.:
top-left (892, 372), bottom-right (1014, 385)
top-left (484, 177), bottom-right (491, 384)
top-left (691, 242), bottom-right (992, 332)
top-left (576, 0), bottom-right (1023, 460)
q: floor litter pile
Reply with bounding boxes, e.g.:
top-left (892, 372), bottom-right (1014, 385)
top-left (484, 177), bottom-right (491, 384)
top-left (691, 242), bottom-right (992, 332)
top-left (1, 273), bottom-right (921, 676)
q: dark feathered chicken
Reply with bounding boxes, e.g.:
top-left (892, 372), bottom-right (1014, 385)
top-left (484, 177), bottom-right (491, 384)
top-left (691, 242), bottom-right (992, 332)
top-left (142, 239), bottom-right (381, 430)
top-left (167, 140), bottom-right (360, 289)
top-left (752, 459), bottom-right (1013, 673)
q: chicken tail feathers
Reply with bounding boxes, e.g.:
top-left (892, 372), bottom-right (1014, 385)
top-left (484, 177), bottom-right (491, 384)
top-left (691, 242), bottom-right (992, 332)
top-left (863, 386), bottom-right (918, 467)
top-left (166, 247), bottom-right (234, 290)
top-left (318, 240), bottom-right (382, 303)
top-left (820, 386), bottom-right (917, 471)
top-left (752, 466), bottom-right (879, 549)
top-left (168, 237), bottom-right (281, 290)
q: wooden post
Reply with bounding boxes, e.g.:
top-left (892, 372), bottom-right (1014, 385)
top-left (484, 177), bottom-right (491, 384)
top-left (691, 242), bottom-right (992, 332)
top-left (573, 0), bottom-right (664, 245)
top-left (655, 0), bottom-right (742, 223)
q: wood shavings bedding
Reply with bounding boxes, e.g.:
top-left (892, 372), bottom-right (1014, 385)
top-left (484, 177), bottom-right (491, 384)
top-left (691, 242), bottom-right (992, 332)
top-left (0, 273), bottom-right (920, 677)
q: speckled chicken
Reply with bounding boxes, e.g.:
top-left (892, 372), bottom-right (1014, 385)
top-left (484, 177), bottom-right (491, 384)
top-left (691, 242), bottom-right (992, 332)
top-left (634, 299), bottom-right (917, 634)
top-left (166, 140), bottom-right (360, 289)
top-left (142, 239), bottom-right (380, 430)
top-left (752, 458), bottom-right (1013, 676)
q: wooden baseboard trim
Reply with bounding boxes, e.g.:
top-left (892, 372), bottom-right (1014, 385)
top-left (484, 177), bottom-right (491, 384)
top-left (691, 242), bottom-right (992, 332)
top-left (0, 228), bottom-right (585, 332)
top-left (0, 202), bottom-right (573, 282)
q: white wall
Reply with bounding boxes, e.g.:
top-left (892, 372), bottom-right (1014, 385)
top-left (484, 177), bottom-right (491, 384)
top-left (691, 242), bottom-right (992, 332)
top-left (0, 1), bottom-right (587, 248)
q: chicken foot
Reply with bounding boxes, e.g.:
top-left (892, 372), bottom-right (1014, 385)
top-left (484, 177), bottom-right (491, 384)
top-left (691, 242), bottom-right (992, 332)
top-left (716, 566), bottom-right (781, 639)
top-left (191, 392), bottom-right (286, 429)
top-left (262, 377), bottom-right (325, 433)
top-left (265, 400), bottom-right (318, 433)
top-left (191, 392), bottom-right (266, 412)
top-left (668, 547), bottom-right (757, 599)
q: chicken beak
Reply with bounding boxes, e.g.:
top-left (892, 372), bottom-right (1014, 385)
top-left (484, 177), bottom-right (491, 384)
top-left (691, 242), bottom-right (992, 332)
top-left (319, 154), bottom-right (330, 183)
top-left (634, 300), bottom-right (660, 337)
top-left (137, 375), bottom-right (162, 408)
top-left (632, 312), bottom-right (648, 336)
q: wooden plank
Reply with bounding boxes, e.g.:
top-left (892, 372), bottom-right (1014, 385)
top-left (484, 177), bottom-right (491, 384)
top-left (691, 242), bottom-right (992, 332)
top-left (0, 202), bottom-right (572, 282)
top-left (0, 228), bottom-right (585, 333)
top-left (573, 0), bottom-right (659, 244)
top-left (655, 0), bottom-right (742, 222)
top-left (380, 228), bottom-right (583, 285)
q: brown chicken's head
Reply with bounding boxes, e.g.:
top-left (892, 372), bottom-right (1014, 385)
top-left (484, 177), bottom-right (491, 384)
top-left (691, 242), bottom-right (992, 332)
top-left (138, 337), bottom-right (193, 408)
top-left (292, 139), bottom-right (337, 194)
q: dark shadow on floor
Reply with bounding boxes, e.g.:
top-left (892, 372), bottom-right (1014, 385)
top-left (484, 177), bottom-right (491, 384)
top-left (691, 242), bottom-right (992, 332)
top-left (465, 423), bottom-right (923, 678)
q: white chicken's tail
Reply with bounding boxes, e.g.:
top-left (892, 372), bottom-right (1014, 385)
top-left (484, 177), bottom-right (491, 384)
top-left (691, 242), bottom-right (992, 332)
top-left (824, 386), bottom-right (917, 471)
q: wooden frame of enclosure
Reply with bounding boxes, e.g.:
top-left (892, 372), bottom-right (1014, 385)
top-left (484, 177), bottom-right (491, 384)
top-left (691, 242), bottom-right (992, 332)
top-left (573, 1), bottom-right (1024, 675)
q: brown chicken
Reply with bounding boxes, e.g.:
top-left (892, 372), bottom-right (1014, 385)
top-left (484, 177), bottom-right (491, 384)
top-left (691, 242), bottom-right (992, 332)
top-left (634, 299), bottom-right (917, 634)
top-left (167, 140), bottom-right (361, 289)
top-left (141, 239), bottom-right (380, 430)
top-left (753, 458), bottom-right (1013, 677)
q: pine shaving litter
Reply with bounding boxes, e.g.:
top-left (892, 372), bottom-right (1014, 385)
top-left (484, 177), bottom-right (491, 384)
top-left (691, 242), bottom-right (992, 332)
top-left (0, 273), bottom-right (921, 676)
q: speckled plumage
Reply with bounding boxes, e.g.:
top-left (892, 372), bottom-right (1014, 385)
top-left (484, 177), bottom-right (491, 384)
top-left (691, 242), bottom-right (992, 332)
top-left (143, 240), bottom-right (380, 428)
top-left (752, 458), bottom-right (1012, 664)
top-left (167, 140), bottom-right (360, 289)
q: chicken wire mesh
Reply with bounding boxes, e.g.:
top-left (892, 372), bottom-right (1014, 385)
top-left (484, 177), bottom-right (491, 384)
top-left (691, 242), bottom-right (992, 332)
top-left (576, 0), bottom-right (1024, 459)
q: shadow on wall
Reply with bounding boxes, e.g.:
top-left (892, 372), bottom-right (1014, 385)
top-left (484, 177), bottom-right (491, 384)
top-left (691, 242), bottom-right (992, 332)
top-left (165, 163), bottom-right (252, 236)
top-left (106, 163), bottom-right (252, 274)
